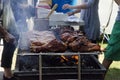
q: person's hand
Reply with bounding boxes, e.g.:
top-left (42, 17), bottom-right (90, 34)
top-left (4, 33), bottom-right (15, 43)
top-left (67, 12), bottom-right (74, 16)
top-left (62, 4), bottom-right (71, 10)
top-left (114, 0), bottom-right (120, 5)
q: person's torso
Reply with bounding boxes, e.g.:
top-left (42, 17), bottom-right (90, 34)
top-left (80, 0), bottom-right (99, 19)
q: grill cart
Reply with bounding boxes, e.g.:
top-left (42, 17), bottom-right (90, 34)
top-left (13, 31), bottom-right (106, 80)
top-left (13, 17), bottom-right (106, 80)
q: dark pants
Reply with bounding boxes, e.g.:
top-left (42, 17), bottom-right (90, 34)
top-left (1, 32), bottom-right (19, 68)
top-left (1, 40), bottom-right (17, 68)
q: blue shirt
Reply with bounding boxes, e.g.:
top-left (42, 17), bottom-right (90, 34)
top-left (52, 0), bottom-right (77, 13)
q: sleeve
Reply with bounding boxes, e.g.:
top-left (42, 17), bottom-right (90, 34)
top-left (86, 0), bottom-right (96, 8)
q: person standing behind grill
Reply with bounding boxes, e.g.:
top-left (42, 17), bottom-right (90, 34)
top-left (102, 0), bottom-right (120, 79)
top-left (62, 0), bottom-right (100, 43)
top-left (0, 0), bottom-right (19, 80)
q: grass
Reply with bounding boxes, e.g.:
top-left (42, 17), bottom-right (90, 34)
top-left (99, 42), bottom-right (120, 80)
top-left (105, 61), bottom-right (120, 80)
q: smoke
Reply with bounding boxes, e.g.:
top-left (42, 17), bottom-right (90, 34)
top-left (8, 0), bottom-right (38, 50)
top-left (10, 0), bottom-right (36, 33)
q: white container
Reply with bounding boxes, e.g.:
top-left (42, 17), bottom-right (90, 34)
top-left (49, 13), bottom-right (68, 21)
top-left (33, 18), bottom-right (50, 31)
top-left (36, 7), bottom-right (51, 18)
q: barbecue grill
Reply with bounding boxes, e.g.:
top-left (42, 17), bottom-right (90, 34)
top-left (13, 18), bottom-right (106, 80)
top-left (14, 52), bottom-right (106, 80)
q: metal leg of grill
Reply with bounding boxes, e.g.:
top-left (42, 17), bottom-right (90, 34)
top-left (39, 55), bottom-right (42, 80)
top-left (78, 54), bottom-right (81, 80)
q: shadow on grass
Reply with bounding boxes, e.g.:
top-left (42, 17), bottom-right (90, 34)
top-left (105, 68), bottom-right (120, 80)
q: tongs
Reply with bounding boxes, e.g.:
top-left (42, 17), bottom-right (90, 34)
top-left (46, 4), bottom-right (58, 19)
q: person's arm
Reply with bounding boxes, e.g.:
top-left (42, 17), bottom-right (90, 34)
top-left (67, 9), bottom-right (81, 16)
top-left (0, 24), bottom-right (8, 37)
top-left (0, 24), bottom-right (15, 43)
top-left (62, 0), bottom-right (95, 9)
top-left (114, 0), bottom-right (120, 5)
top-left (62, 3), bottom-right (86, 10)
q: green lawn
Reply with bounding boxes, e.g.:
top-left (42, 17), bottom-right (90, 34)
top-left (105, 61), bottom-right (120, 80)
top-left (99, 43), bottom-right (120, 80)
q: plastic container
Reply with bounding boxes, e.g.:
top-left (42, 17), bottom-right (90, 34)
top-left (33, 18), bottom-right (50, 31)
top-left (36, 0), bottom-right (51, 9)
top-left (52, 0), bottom-right (77, 13)
top-left (36, 7), bottom-right (51, 18)
top-left (49, 13), bottom-right (68, 21)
